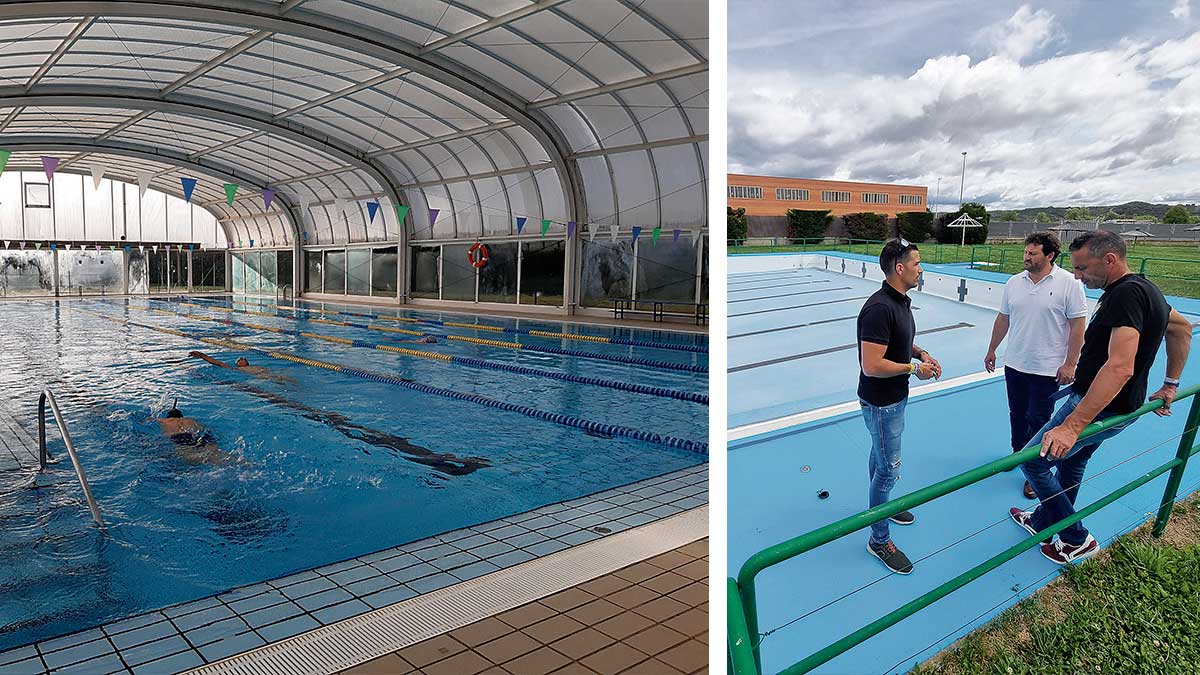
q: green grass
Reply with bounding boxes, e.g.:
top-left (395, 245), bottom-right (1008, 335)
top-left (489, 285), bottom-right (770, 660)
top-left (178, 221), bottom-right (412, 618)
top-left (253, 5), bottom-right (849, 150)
top-left (910, 494), bottom-right (1200, 675)
top-left (728, 241), bottom-right (1200, 298)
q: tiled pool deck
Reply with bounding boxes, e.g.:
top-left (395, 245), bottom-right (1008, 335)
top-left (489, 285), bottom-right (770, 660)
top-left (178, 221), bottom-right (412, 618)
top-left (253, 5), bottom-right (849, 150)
top-left (0, 464), bottom-right (707, 675)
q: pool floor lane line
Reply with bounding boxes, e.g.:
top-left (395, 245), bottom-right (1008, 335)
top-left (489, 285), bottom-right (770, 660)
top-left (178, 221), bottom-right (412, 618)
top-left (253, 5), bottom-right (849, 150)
top-left (728, 314), bottom-right (861, 340)
top-left (728, 321), bottom-right (975, 373)
top-left (729, 295), bottom-right (872, 318)
top-left (183, 506), bottom-right (707, 675)
top-left (728, 286), bottom-right (850, 304)
top-left (728, 280), bottom-right (831, 294)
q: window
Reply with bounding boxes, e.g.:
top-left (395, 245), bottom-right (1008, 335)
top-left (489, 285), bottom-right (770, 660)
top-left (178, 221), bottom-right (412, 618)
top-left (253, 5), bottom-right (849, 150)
top-left (776, 188), bottom-right (809, 201)
top-left (24, 182), bottom-right (51, 208)
top-left (862, 193), bottom-right (889, 205)
top-left (728, 185), bottom-right (763, 199)
top-left (899, 194), bottom-right (924, 205)
top-left (821, 190), bottom-right (851, 203)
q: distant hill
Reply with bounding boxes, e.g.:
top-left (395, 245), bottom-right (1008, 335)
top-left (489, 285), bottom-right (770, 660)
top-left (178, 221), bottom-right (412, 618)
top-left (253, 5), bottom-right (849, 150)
top-left (994, 201), bottom-right (1200, 221)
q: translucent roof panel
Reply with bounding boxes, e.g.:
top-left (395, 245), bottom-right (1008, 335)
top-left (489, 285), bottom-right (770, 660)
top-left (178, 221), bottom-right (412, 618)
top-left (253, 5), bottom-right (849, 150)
top-left (0, 1), bottom-right (706, 245)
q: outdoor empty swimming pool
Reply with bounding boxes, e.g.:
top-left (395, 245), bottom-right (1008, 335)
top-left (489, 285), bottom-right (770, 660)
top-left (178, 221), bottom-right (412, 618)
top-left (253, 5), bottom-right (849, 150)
top-left (0, 297), bottom-right (708, 661)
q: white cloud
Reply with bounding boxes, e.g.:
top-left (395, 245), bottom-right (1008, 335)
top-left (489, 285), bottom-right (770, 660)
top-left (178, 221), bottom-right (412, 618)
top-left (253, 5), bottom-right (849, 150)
top-left (1171, 0), bottom-right (1191, 20)
top-left (975, 4), bottom-right (1061, 63)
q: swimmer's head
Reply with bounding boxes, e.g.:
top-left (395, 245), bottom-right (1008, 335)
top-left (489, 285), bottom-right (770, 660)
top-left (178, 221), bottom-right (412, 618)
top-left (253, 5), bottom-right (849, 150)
top-left (235, 357), bottom-right (250, 367)
top-left (166, 397), bottom-right (183, 418)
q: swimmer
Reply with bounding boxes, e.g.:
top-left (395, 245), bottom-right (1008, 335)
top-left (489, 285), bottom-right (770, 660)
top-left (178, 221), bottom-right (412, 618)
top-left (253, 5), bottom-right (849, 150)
top-left (188, 351), bottom-right (298, 385)
top-left (153, 400), bottom-right (243, 466)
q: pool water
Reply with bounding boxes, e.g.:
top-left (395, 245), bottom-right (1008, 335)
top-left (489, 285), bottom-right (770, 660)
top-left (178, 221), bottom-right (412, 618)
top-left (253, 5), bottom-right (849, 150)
top-left (0, 296), bottom-right (707, 651)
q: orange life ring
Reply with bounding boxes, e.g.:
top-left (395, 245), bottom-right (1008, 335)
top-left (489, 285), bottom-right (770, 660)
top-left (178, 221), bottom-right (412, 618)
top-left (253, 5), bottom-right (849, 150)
top-left (468, 242), bottom-right (489, 268)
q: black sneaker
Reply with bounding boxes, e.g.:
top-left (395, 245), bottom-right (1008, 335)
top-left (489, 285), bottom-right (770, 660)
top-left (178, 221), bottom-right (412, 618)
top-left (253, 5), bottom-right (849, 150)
top-left (889, 510), bottom-right (915, 525)
top-left (867, 540), bottom-right (913, 574)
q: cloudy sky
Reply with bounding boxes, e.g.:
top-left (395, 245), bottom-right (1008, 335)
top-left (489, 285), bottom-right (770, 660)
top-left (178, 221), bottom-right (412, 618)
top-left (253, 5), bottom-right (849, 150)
top-left (727, 0), bottom-right (1200, 210)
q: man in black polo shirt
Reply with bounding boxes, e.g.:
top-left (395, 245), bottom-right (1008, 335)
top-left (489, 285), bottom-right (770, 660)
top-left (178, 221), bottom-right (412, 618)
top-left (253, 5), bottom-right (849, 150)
top-left (858, 239), bottom-right (941, 574)
top-left (1010, 230), bottom-right (1192, 564)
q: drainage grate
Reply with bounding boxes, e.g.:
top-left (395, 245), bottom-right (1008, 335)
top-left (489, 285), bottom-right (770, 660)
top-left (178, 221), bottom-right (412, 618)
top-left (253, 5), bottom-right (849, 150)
top-left (183, 505), bottom-right (707, 675)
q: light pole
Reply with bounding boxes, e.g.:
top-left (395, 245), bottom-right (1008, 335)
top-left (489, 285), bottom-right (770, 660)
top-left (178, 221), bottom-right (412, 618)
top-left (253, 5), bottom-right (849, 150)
top-left (935, 178), bottom-right (941, 214)
top-left (959, 151), bottom-right (968, 247)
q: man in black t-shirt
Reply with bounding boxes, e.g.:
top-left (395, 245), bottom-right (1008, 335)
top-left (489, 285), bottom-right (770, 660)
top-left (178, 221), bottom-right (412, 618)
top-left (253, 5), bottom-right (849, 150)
top-left (857, 239), bottom-right (941, 574)
top-left (1010, 230), bottom-right (1192, 565)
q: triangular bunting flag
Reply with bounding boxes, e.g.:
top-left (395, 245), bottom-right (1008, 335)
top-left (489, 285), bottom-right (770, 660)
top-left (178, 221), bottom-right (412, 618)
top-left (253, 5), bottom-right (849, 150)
top-left (589, 224), bottom-right (598, 242)
top-left (224, 183), bottom-right (238, 206)
top-left (137, 172), bottom-right (152, 197)
top-left (124, 245), bottom-right (131, 253)
top-left (19, 242), bottom-right (25, 250)
top-left (91, 165), bottom-right (105, 189)
top-left (262, 189), bottom-right (276, 210)
top-left (540, 219), bottom-right (551, 237)
top-left (516, 217), bottom-right (527, 234)
top-left (302, 231), bottom-right (308, 242)
top-left (567, 221), bottom-right (577, 239)
top-left (95, 244), bottom-right (101, 252)
top-left (50, 243), bottom-right (56, 251)
top-left (632, 226), bottom-right (642, 243)
top-left (610, 224), bottom-right (619, 242)
top-left (0, 150), bottom-right (10, 178)
top-left (41, 156), bottom-right (59, 182)
top-left (692, 227), bottom-right (702, 247)
top-left (367, 201), bottom-right (380, 223)
top-left (429, 208), bottom-right (440, 225)
top-left (181, 178), bottom-right (197, 203)
top-left (2, 241), bottom-right (8, 249)
top-left (138, 245), bottom-right (144, 252)
top-left (110, 245), bottom-right (115, 251)
top-left (395, 204), bottom-right (410, 223)
top-left (34, 242), bottom-right (41, 250)
top-left (249, 239), bottom-right (255, 248)
top-left (64, 243), bottom-right (71, 251)
top-left (673, 228), bottom-right (681, 243)
top-left (652, 226), bottom-right (661, 244)
top-left (152, 245), bottom-right (158, 252)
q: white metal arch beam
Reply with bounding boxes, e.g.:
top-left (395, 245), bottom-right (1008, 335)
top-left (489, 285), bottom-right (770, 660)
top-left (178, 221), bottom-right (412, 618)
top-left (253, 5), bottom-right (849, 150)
top-left (0, 135), bottom-right (298, 247)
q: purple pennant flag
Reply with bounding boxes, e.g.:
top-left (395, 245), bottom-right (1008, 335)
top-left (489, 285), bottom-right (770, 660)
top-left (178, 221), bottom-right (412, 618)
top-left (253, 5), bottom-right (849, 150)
top-left (262, 189), bottom-right (276, 210)
top-left (181, 177), bottom-right (197, 203)
top-left (673, 228), bottom-right (681, 243)
top-left (429, 208), bottom-right (440, 225)
top-left (516, 216), bottom-right (527, 234)
top-left (41, 156), bottom-right (59, 182)
top-left (19, 241), bottom-right (25, 250)
top-left (367, 201), bottom-right (380, 223)
top-left (567, 221), bottom-right (577, 238)
top-left (631, 226), bottom-right (642, 243)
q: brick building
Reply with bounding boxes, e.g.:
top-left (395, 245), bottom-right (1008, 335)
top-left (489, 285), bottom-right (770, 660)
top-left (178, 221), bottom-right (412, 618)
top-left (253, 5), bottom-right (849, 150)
top-left (728, 174), bottom-right (929, 218)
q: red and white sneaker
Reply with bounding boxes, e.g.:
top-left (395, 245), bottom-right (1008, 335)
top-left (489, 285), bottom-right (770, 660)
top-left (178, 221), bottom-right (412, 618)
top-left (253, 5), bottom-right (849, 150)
top-left (1040, 535), bottom-right (1099, 564)
top-left (1009, 508), bottom-right (1038, 537)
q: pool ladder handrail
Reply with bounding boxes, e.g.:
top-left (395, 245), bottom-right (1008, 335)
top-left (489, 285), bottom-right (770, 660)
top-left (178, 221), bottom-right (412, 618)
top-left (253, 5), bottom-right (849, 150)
top-left (38, 389), bottom-right (104, 528)
top-left (276, 283), bottom-right (293, 304)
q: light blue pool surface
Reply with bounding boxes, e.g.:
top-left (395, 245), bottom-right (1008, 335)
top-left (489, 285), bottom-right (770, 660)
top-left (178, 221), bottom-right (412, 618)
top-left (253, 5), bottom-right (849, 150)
top-left (729, 253), bottom-right (1200, 674)
top-left (0, 296), bottom-right (708, 655)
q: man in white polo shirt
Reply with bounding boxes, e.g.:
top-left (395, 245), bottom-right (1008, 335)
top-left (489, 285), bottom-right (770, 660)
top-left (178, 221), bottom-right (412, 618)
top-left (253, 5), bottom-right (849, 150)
top-left (984, 232), bottom-right (1088, 498)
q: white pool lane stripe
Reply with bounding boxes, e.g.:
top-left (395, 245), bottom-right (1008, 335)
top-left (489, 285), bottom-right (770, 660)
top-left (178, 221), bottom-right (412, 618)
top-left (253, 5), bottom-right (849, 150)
top-left (729, 369), bottom-right (1005, 442)
top-left (182, 505), bottom-right (707, 675)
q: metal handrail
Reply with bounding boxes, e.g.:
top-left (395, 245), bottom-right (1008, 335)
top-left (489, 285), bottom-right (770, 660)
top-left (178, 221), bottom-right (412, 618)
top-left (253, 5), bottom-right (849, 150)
top-left (276, 283), bottom-right (293, 303)
top-left (729, 382), bottom-right (1200, 674)
top-left (38, 390), bottom-right (104, 527)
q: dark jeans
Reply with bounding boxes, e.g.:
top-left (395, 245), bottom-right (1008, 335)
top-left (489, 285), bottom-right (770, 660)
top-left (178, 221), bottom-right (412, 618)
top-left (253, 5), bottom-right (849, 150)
top-left (1004, 366), bottom-right (1059, 453)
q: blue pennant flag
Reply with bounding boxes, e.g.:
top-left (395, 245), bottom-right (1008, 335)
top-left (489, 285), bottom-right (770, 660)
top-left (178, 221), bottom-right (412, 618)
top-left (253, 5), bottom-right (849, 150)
top-left (631, 226), bottom-right (642, 243)
top-left (367, 201), bottom-right (380, 223)
top-left (516, 216), bottom-right (527, 234)
top-left (180, 177), bottom-right (197, 203)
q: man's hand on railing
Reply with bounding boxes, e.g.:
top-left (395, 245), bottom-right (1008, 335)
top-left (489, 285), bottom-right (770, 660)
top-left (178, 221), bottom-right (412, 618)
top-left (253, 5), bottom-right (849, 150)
top-left (1149, 384), bottom-right (1178, 417)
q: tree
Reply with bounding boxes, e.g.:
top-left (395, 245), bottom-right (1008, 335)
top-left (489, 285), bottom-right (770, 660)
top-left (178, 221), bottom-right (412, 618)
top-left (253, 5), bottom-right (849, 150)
top-left (1036, 212), bottom-right (1052, 224)
top-left (1064, 206), bottom-right (1092, 220)
top-left (843, 212), bottom-right (890, 241)
top-left (934, 202), bottom-right (990, 244)
top-left (1103, 209), bottom-right (1120, 221)
top-left (897, 211), bottom-right (935, 242)
top-left (728, 207), bottom-right (747, 243)
top-left (786, 209), bottom-right (832, 240)
top-left (1163, 205), bottom-right (1190, 224)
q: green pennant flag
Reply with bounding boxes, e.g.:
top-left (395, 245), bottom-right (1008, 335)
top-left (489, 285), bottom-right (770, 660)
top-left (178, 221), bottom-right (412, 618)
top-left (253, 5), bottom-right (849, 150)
top-left (540, 219), bottom-right (551, 237)
top-left (652, 225), bottom-right (662, 244)
top-left (0, 149), bottom-right (9, 177)
top-left (223, 183), bottom-right (238, 206)
top-left (395, 204), bottom-right (410, 223)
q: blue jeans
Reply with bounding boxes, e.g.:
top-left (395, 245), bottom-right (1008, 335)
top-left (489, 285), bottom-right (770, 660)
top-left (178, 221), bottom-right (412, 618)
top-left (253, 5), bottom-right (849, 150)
top-left (1004, 367), bottom-right (1059, 453)
top-left (1020, 393), bottom-right (1134, 545)
top-left (861, 397), bottom-right (907, 545)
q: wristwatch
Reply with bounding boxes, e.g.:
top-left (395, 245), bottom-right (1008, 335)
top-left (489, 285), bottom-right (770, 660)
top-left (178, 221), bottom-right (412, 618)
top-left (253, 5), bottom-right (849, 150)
top-left (1164, 376), bottom-right (1181, 387)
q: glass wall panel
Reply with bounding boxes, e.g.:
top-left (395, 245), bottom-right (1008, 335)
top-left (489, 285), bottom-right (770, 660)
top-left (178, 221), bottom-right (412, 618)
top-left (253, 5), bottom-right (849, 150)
top-left (259, 251), bottom-right (277, 293)
top-left (168, 249), bottom-right (189, 291)
top-left (276, 251), bottom-right (293, 294)
top-left (305, 250), bottom-right (322, 294)
top-left (371, 247), bottom-right (398, 298)
top-left (519, 241), bottom-right (565, 306)
top-left (347, 248), bottom-right (371, 296)
top-left (148, 251), bottom-right (169, 293)
top-left (232, 252), bottom-right (246, 292)
top-left (700, 237), bottom-right (708, 304)
top-left (410, 246), bottom-right (439, 300)
top-left (580, 239), bottom-right (633, 307)
top-left (323, 250), bottom-right (346, 294)
top-left (636, 238), bottom-right (697, 303)
top-left (478, 242), bottom-right (517, 304)
top-left (58, 250), bottom-right (123, 296)
top-left (193, 251), bottom-right (226, 291)
top-left (0, 250), bottom-right (54, 297)
top-left (442, 244), bottom-right (475, 301)
top-left (129, 249), bottom-right (149, 294)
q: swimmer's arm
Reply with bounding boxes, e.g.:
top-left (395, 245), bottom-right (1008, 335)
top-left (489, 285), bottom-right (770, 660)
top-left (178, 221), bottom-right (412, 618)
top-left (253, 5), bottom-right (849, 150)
top-left (188, 351), bottom-right (232, 369)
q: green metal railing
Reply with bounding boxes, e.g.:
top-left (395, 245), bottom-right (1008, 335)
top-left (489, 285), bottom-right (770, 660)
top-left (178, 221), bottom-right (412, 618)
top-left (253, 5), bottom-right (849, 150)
top-left (728, 383), bottom-right (1200, 675)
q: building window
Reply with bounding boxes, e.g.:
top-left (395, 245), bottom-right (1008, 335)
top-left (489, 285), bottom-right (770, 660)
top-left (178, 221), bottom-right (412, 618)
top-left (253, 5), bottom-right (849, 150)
top-left (899, 194), bottom-right (923, 205)
top-left (24, 182), bottom-right (51, 208)
top-left (776, 188), bottom-right (809, 201)
top-left (821, 190), bottom-right (851, 203)
top-left (729, 185), bottom-right (763, 199)
top-left (862, 193), bottom-right (889, 205)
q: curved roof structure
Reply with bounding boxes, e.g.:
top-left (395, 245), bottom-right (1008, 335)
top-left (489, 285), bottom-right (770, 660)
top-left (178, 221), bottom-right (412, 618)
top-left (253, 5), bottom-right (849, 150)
top-left (0, 1), bottom-right (708, 249)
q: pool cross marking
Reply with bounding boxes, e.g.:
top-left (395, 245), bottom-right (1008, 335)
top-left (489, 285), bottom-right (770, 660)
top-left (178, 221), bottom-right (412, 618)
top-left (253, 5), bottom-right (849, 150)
top-left (958, 278), bottom-right (969, 302)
